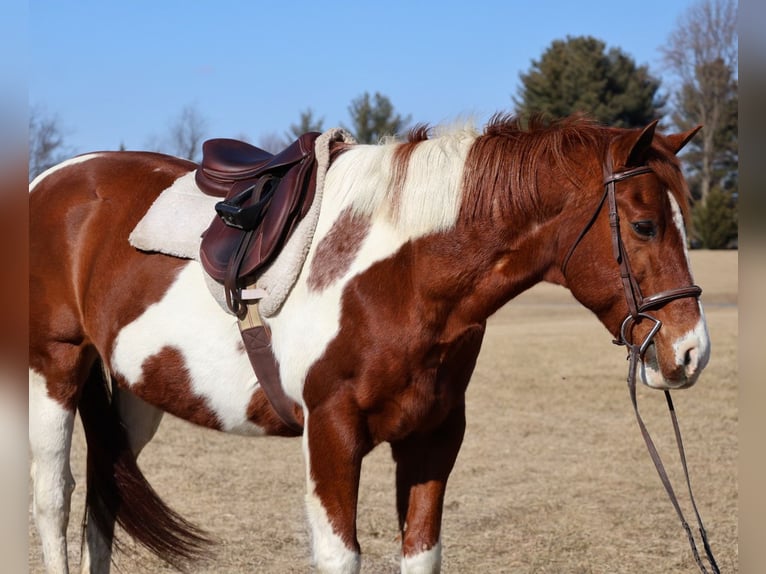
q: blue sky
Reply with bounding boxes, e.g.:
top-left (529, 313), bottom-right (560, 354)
top-left (29, 0), bottom-right (695, 155)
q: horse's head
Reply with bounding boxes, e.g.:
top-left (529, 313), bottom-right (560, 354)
top-left (560, 121), bottom-right (709, 390)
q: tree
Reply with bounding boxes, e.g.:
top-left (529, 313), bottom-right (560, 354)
top-left (29, 106), bottom-right (70, 180)
top-left (514, 36), bottom-right (664, 127)
top-left (691, 186), bottom-right (738, 248)
top-left (152, 104), bottom-right (208, 161)
top-left (661, 0), bottom-right (738, 207)
top-left (286, 108), bottom-right (324, 140)
top-left (345, 92), bottom-right (411, 144)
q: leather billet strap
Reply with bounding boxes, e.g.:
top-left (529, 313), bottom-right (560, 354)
top-left (222, 176), bottom-right (276, 319)
top-left (238, 304), bottom-right (303, 435)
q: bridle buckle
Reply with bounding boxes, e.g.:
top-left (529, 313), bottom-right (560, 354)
top-left (619, 312), bottom-right (663, 356)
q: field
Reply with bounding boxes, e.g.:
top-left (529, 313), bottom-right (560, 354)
top-left (29, 250), bottom-right (738, 573)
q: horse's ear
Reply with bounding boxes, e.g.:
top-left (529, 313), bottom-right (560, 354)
top-left (624, 120), bottom-right (659, 167)
top-left (664, 125), bottom-right (703, 155)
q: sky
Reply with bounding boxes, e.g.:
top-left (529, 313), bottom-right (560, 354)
top-left (28, 0), bottom-right (696, 156)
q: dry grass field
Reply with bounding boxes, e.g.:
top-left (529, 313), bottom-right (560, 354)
top-left (29, 250), bottom-right (738, 573)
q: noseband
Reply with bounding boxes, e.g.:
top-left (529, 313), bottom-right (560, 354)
top-left (562, 161), bottom-right (719, 573)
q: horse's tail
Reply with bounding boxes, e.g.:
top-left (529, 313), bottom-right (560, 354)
top-left (77, 360), bottom-right (213, 570)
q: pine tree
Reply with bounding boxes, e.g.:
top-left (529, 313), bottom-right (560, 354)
top-left (514, 36), bottom-right (664, 127)
top-left (286, 108), bottom-right (324, 141)
top-left (345, 92), bottom-right (411, 144)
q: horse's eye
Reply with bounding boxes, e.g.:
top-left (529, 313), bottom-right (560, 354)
top-left (631, 220), bottom-right (657, 238)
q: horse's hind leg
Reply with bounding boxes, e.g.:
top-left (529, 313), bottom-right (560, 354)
top-left (29, 366), bottom-right (79, 574)
top-left (79, 384), bottom-right (164, 574)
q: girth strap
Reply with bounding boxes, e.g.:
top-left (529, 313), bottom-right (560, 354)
top-left (238, 305), bottom-right (303, 435)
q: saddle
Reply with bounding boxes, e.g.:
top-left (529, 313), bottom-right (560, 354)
top-left (197, 132), bottom-right (321, 318)
top-left (196, 132), bottom-right (322, 436)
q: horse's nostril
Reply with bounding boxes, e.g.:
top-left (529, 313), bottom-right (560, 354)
top-left (684, 346), bottom-right (698, 372)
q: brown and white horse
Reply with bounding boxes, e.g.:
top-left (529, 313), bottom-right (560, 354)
top-left (29, 115), bottom-right (709, 573)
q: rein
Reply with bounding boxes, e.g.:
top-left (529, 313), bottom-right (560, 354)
top-left (563, 161), bottom-right (719, 573)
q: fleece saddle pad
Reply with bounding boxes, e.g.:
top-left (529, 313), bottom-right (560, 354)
top-left (129, 127), bottom-right (356, 317)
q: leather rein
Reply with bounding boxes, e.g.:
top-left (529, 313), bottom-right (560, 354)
top-left (562, 161), bottom-right (720, 573)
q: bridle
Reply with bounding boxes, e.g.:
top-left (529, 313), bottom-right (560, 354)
top-left (562, 159), bottom-right (720, 574)
top-left (562, 160), bottom-right (703, 349)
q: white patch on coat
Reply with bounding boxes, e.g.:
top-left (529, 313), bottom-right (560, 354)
top-left (110, 262), bottom-right (264, 435)
top-left (639, 192), bottom-right (710, 388)
top-left (667, 191), bottom-right (711, 378)
top-left (29, 153), bottom-right (104, 193)
top-left (668, 192), bottom-right (692, 270)
top-left (267, 130), bottom-right (476, 403)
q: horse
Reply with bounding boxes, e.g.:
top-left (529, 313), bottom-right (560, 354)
top-left (29, 114), bottom-right (709, 574)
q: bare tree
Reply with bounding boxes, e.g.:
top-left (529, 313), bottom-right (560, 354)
top-left (661, 0), bottom-right (738, 205)
top-left (256, 108), bottom-right (325, 154)
top-left (163, 104), bottom-right (208, 162)
top-left (257, 132), bottom-right (286, 154)
top-left (29, 106), bottom-right (70, 180)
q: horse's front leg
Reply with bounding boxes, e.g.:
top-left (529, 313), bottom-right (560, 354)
top-left (303, 401), bottom-right (371, 574)
top-left (391, 403), bottom-right (466, 574)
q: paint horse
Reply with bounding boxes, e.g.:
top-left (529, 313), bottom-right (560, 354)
top-left (29, 115), bottom-right (709, 573)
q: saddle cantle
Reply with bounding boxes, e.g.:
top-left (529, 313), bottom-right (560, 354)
top-left (198, 132), bottom-right (321, 317)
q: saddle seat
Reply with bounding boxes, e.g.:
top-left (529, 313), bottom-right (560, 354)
top-left (197, 131), bottom-right (321, 317)
top-left (196, 135), bottom-right (317, 197)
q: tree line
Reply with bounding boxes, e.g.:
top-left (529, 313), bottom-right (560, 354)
top-left (30, 0), bottom-right (736, 248)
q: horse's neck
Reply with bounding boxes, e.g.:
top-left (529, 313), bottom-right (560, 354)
top-left (330, 136), bottom-right (576, 321)
top-left (409, 208), bottom-right (563, 328)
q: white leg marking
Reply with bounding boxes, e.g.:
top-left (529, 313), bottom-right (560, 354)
top-left (401, 541), bottom-right (442, 574)
top-left (111, 262), bottom-right (263, 434)
top-left (302, 414), bottom-right (360, 574)
top-left (29, 368), bottom-right (76, 574)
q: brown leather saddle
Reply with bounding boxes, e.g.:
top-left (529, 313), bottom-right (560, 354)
top-left (197, 132), bottom-right (320, 318)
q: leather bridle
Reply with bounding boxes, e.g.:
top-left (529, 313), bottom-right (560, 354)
top-left (562, 160), bottom-right (720, 574)
top-left (562, 161), bottom-right (703, 353)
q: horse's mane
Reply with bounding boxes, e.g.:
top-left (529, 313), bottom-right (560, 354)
top-left (332, 113), bottom-right (691, 236)
top-left (461, 113), bottom-right (692, 222)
